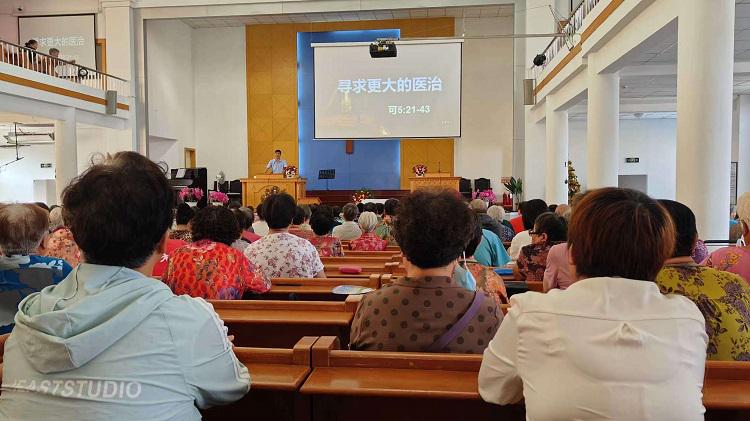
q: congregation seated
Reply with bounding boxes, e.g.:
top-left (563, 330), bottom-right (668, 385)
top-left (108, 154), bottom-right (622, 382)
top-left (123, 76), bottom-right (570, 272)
top-left (0, 152), bottom-right (249, 419)
top-left (332, 203), bottom-right (362, 241)
top-left (374, 198), bottom-right (399, 246)
top-left (515, 212), bottom-right (567, 282)
top-left (164, 206), bottom-right (270, 299)
top-left (308, 211), bottom-right (344, 257)
top-left (40, 205), bottom-right (82, 267)
top-left (350, 189), bottom-right (502, 353)
top-left (245, 193), bottom-right (325, 278)
top-left (655, 199), bottom-right (750, 360)
top-left (288, 205), bottom-right (314, 241)
top-left (251, 202), bottom-right (270, 236)
top-left (508, 199), bottom-right (548, 260)
top-left (456, 218), bottom-right (508, 305)
top-left (169, 202), bottom-right (194, 242)
top-left (487, 204), bottom-right (515, 242)
top-left (705, 192), bottom-right (750, 283)
top-left (0, 203), bottom-right (72, 334)
top-left (232, 207), bottom-right (260, 244)
top-left (470, 199), bottom-right (509, 242)
top-left (479, 187), bottom-right (707, 418)
top-left (350, 212), bottom-right (386, 251)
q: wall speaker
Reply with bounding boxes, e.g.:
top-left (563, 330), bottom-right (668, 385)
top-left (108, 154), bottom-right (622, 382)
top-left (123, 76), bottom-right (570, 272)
top-left (105, 90), bottom-right (117, 115)
top-left (523, 79), bottom-right (536, 106)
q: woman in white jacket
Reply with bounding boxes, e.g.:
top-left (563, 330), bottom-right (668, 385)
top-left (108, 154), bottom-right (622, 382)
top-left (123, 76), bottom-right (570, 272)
top-left (0, 152), bottom-right (250, 420)
top-left (478, 187), bottom-right (707, 421)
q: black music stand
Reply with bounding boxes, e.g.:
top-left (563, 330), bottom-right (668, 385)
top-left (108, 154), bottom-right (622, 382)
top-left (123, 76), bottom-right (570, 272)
top-left (319, 169), bottom-right (336, 191)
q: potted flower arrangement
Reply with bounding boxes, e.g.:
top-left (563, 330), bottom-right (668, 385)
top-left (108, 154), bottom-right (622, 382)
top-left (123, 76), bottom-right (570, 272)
top-left (179, 187), bottom-right (204, 207)
top-left (352, 188), bottom-right (373, 203)
top-left (412, 164), bottom-right (427, 177)
top-left (209, 191), bottom-right (229, 206)
top-left (472, 189), bottom-right (497, 204)
top-left (502, 177), bottom-right (523, 211)
top-left (283, 165), bottom-right (298, 179)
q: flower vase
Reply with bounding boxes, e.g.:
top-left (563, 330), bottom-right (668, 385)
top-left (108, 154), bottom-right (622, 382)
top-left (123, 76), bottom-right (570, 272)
top-left (285, 173), bottom-right (295, 179)
top-left (416, 173), bottom-right (425, 178)
top-left (185, 201), bottom-right (198, 207)
top-left (211, 201), bottom-right (223, 207)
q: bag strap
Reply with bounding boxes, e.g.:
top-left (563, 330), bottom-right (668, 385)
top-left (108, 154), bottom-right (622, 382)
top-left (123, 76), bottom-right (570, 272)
top-left (427, 291), bottom-right (485, 352)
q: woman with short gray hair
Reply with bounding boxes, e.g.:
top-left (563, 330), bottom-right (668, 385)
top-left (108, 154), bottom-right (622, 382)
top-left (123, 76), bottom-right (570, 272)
top-left (0, 203), bottom-right (71, 334)
top-left (351, 211), bottom-right (387, 251)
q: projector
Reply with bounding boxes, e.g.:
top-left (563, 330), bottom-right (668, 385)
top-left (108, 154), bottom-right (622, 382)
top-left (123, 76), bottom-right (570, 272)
top-left (370, 39), bottom-right (397, 58)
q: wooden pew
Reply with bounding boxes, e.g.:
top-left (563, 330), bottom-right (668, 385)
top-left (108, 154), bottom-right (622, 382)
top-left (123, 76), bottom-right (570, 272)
top-left (321, 256), bottom-right (400, 265)
top-left (301, 337), bottom-right (750, 421)
top-left (324, 263), bottom-right (390, 277)
top-left (300, 336), bottom-right (525, 420)
top-left (265, 275), bottom-right (383, 301)
top-left (211, 297), bottom-right (361, 348)
top-left (202, 336), bottom-right (318, 421)
top-left (344, 250), bottom-right (401, 258)
top-left (704, 361), bottom-right (750, 420)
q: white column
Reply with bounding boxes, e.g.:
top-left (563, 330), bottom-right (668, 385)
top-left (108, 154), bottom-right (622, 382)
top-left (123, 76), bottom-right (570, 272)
top-left (737, 95), bottom-right (750, 196)
top-left (545, 99), bottom-right (569, 205)
top-left (587, 62), bottom-right (620, 189)
top-left (676, 0), bottom-right (735, 240)
top-left (55, 108), bottom-right (78, 204)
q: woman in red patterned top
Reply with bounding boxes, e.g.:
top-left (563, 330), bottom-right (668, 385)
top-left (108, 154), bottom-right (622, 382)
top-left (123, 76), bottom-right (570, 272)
top-left (308, 211), bottom-right (344, 257)
top-left (351, 211), bottom-right (387, 251)
top-left (163, 206), bottom-right (270, 299)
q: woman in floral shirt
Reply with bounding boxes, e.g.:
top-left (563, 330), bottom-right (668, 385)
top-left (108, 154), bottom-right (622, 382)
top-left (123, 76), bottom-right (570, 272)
top-left (244, 194), bottom-right (325, 278)
top-left (308, 212), bottom-right (344, 257)
top-left (656, 200), bottom-right (750, 360)
top-left (163, 206), bottom-right (270, 299)
top-left (351, 212), bottom-right (387, 251)
top-left (374, 198), bottom-right (399, 246)
top-left (516, 212), bottom-right (567, 282)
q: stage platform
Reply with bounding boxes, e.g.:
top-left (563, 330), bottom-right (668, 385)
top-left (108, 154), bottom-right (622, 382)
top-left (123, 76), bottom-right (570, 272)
top-left (305, 190), bottom-right (410, 207)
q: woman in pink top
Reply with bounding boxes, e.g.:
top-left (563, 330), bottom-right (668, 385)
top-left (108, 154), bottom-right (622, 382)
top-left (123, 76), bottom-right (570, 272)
top-left (543, 243), bottom-right (574, 291)
top-left (705, 192), bottom-right (750, 285)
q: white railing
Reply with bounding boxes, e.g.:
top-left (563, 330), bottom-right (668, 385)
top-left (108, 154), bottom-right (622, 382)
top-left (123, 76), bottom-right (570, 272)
top-left (0, 39), bottom-right (128, 97)
top-left (529, 0), bottom-right (602, 81)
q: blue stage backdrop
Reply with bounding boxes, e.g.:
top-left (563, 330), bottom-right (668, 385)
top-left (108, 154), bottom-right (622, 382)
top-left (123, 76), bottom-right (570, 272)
top-left (297, 29), bottom-right (401, 191)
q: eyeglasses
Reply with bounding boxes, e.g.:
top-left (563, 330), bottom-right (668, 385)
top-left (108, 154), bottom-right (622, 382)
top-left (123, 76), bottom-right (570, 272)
top-left (529, 230), bottom-right (539, 236)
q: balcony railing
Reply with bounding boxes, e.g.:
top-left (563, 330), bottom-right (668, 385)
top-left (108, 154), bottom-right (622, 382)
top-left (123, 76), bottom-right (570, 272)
top-left (529, 0), bottom-right (602, 80)
top-left (0, 39), bottom-right (128, 97)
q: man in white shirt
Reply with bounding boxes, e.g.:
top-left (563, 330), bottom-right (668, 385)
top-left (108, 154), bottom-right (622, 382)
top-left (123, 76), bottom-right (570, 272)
top-left (508, 199), bottom-right (548, 260)
top-left (479, 187), bottom-right (707, 420)
top-left (265, 149), bottom-right (287, 174)
top-left (332, 203), bottom-right (362, 241)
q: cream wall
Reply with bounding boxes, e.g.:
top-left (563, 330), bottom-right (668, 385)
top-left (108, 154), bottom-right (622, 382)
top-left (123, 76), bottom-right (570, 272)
top-left (146, 19), bottom-right (195, 171)
top-left (454, 15), bottom-right (514, 185)
top-left (192, 26), bottom-right (247, 183)
top-left (569, 117), bottom-right (678, 200)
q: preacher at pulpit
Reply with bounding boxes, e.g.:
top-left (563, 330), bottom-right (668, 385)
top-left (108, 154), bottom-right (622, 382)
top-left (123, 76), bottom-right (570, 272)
top-left (265, 149), bottom-right (287, 174)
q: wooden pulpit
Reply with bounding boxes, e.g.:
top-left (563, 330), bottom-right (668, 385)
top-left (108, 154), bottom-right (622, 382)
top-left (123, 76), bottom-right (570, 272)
top-left (409, 173), bottom-right (461, 192)
top-left (240, 175), bottom-right (308, 207)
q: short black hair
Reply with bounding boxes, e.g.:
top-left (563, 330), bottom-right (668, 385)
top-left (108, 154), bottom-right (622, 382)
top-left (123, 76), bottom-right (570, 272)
top-left (658, 199), bottom-right (697, 258)
top-left (49, 48), bottom-right (59, 54)
top-left (363, 202), bottom-right (377, 213)
top-left (314, 205), bottom-right (335, 219)
top-left (384, 198), bottom-right (400, 216)
top-left (465, 215), bottom-right (483, 257)
top-left (263, 193), bottom-right (296, 229)
top-left (375, 203), bottom-right (385, 215)
top-left (310, 212), bottom-right (333, 236)
top-left (533, 212), bottom-right (567, 243)
top-left (175, 203), bottom-right (195, 225)
top-left (231, 207), bottom-right (252, 231)
top-left (548, 204), bottom-right (558, 213)
top-left (521, 199), bottom-right (548, 230)
top-left (228, 200), bottom-right (242, 210)
top-left (293, 206), bottom-right (306, 225)
top-left (343, 203), bottom-right (359, 222)
top-left (395, 190), bottom-right (474, 269)
top-left (192, 206), bottom-right (240, 246)
top-left (63, 151), bottom-right (174, 268)
top-left (356, 203), bottom-right (364, 214)
top-left (33, 202), bottom-right (50, 212)
top-left (275, 149), bottom-right (282, 154)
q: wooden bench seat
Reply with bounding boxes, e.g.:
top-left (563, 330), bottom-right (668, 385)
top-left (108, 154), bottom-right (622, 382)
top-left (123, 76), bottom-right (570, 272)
top-left (211, 298), bottom-right (361, 348)
top-left (323, 263), bottom-right (390, 277)
top-left (265, 275), bottom-right (384, 301)
top-left (321, 255), bottom-right (401, 265)
top-left (202, 336), bottom-right (317, 421)
top-left (343, 250), bottom-right (402, 257)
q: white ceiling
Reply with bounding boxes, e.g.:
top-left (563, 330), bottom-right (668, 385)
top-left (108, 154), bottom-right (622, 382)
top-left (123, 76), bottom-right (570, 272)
top-left (181, 5), bottom-right (514, 28)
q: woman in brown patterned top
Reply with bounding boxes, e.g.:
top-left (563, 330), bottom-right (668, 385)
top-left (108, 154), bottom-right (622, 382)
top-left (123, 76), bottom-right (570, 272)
top-left (350, 190), bottom-right (502, 354)
top-left (169, 203), bottom-right (194, 242)
top-left (515, 212), bottom-right (567, 282)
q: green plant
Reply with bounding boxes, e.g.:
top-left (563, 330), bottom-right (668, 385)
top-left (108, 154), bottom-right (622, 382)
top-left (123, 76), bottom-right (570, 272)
top-left (503, 177), bottom-right (523, 196)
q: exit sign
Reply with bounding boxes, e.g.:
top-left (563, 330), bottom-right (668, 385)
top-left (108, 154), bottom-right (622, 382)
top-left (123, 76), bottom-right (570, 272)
top-left (625, 157), bottom-right (639, 163)
top-left (40, 163), bottom-right (52, 168)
